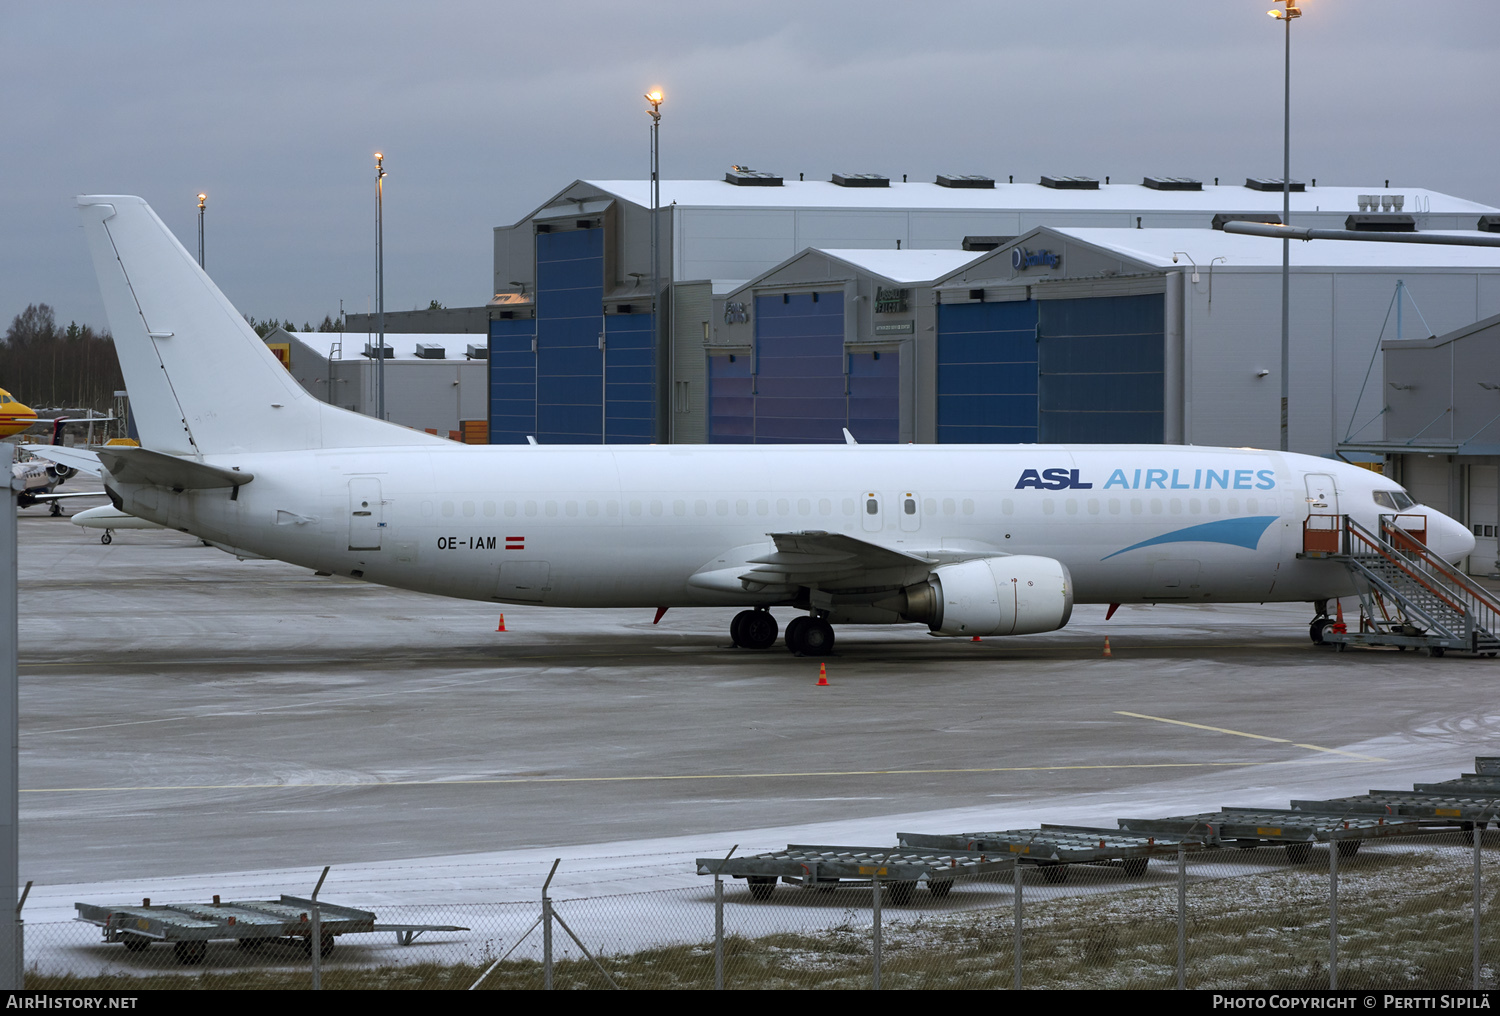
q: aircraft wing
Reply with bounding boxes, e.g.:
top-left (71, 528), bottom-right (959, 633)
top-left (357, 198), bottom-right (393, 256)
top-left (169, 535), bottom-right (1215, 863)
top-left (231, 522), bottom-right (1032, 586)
top-left (19, 445), bottom-right (103, 477)
top-left (739, 531), bottom-right (937, 590)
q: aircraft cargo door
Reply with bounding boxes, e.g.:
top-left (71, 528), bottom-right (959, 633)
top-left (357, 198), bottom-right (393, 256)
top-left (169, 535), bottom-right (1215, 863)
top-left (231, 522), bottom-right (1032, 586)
top-left (348, 478), bottom-right (383, 550)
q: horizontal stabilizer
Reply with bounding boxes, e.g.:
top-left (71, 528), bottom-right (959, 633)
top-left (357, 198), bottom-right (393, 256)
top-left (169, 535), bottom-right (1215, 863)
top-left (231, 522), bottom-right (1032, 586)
top-left (20, 445), bottom-right (103, 477)
top-left (97, 446), bottom-right (253, 490)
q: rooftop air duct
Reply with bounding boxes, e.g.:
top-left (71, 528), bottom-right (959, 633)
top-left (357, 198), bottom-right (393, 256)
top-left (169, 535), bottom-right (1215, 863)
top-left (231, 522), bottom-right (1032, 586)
top-left (725, 166), bottom-right (783, 186)
top-left (1245, 177), bottom-right (1306, 192)
top-left (831, 173), bottom-right (889, 188)
top-left (936, 174), bottom-right (995, 189)
top-left (1143, 176), bottom-right (1203, 191)
top-left (1040, 175), bottom-right (1099, 190)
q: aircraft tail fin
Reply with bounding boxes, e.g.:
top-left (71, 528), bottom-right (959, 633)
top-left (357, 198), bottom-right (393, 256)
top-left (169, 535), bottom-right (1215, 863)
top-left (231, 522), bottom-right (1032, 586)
top-left (76, 195), bottom-right (440, 456)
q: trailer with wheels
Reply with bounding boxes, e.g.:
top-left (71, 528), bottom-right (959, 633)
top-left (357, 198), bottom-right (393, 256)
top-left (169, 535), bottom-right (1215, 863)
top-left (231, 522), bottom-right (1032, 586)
top-left (1292, 791), bottom-right (1497, 839)
top-left (696, 844), bottom-right (1015, 904)
top-left (899, 825), bottom-right (1205, 884)
top-left (1116, 808), bottom-right (1423, 864)
top-left (76, 894), bottom-right (466, 964)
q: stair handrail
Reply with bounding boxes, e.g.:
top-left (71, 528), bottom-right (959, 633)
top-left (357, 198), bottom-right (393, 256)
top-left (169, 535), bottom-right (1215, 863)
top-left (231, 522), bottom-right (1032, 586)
top-left (1380, 517), bottom-right (1500, 623)
top-left (1344, 517), bottom-right (1476, 625)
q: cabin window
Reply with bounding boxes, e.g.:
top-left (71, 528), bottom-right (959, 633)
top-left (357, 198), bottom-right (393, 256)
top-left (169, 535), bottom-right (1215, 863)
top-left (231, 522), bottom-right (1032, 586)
top-left (962, 499), bottom-right (975, 515)
top-left (903, 498), bottom-right (916, 515)
top-left (586, 500), bottom-right (599, 517)
top-left (717, 500), bottom-right (729, 516)
top-left (565, 501), bottom-right (578, 517)
top-left (818, 499), bottom-right (832, 516)
top-left (695, 500), bottom-right (708, 517)
top-left (525, 500), bottom-right (538, 517)
top-left (736, 499), bottom-right (749, 516)
top-left (650, 500), bottom-right (663, 516)
top-left (504, 501), bottom-right (517, 517)
top-left (482, 501), bottom-right (496, 517)
top-left (441, 501), bottom-right (455, 517)
top-left (798, 498), bottom-right (811, 515)
top-left (462, 501), bottom-right (476, 517)
top-left (865, 498), bottom-right (878, 515)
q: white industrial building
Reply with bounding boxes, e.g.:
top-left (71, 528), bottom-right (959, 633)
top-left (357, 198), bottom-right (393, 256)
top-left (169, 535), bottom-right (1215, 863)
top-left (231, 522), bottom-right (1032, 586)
top-left (266, 328), bottom-right (488, 440)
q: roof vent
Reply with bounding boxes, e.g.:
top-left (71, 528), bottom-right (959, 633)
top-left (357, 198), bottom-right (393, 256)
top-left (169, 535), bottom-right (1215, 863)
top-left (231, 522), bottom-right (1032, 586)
top-left (415, 343), bottom-right (447, 359)
top-left (725, 166), bottom-right (783, 187)
top-left (362, 343), bottom-right (394, 359)
top-left (831, 173), bottom-right (889, 188)
top-left (1346, 213), bottom-right (1416, 232)
top-left (936, 174), bottom-right (995, 189)
top-left (1244, 177), bottom-right (1306, 192)
top-left (1357, 194), bottom-right (1405, 212)
top-left (1478, 215), bottom-right (1500, 234)
top-left (1040, 175), bottom-right (1099, 190)
top-left (1144, 176), bottom-right (1203, 191)
top-left (1212, 213), bottom-right (1283, 231)
top-left (962, 236), bottom-right (1010, 252)
top-left (466, 343), bottom-right (489, 360)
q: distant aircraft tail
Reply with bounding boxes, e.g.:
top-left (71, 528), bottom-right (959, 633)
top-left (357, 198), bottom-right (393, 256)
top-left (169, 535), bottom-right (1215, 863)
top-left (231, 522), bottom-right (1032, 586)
top-left (76, 195), bottom-right (440, 457)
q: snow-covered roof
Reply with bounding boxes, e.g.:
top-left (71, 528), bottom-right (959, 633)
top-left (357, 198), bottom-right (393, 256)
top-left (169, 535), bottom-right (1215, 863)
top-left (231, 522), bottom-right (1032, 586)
top-left (814, 248), bottom-right (986, 283)
top-left (581, 179), bottom-right (1498, 216)
top-left (1041, 227), bottom-right (1500, 270)
top-left (284, 332), bottom-right (487, 361)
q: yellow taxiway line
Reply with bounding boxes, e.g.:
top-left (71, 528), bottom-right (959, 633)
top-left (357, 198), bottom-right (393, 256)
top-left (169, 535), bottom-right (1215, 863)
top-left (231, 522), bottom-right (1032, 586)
top-left (1113, 711), bottom-right (1387, 762)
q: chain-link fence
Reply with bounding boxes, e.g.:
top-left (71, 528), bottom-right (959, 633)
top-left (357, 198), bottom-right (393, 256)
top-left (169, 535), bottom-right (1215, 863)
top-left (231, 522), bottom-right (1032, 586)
top-left (15, 829), bottom-right (1495, 989)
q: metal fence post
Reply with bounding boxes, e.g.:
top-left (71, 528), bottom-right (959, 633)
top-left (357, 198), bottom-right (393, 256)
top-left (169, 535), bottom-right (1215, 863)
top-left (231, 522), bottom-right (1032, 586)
top-left (13, 876), bottom-right (27, 984)
top-left (871, 868), bottom-right (882, 990)
top-left (1177, 845), bottom-right (1187, 990)
top-left (1329, 841), bottom-right (1338, 990)
top-left (542, 858), bottom-right (559, 991)
top-left (1013, 857), bottom-right (1023, 990)
top-left (712, 845), bottom-right (736, 991)
top-left (1475, 821), bottom-right (1484, 991)
top-left (714, 875), bottom-right (724, 991)
top-left (309, 865), bottom-right (328, 991)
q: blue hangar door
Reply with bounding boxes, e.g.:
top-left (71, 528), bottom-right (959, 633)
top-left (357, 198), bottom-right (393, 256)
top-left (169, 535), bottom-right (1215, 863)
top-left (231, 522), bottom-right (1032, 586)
top-left (488, 315), bottom-right (537, 445)
top-left (1037, 295), bottom-right (1164, 443)
top-left (936, 300), bottom-right (1039, 443)
top-left (535, 227), bottom-right (605, 443)
top-left (752, 292), bottom-right (847, 444)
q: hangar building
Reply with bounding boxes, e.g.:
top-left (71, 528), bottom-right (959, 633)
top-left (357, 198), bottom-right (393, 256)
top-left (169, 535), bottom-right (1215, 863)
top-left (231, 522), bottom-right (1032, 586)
top-left (1340, 311), bottom-right (1500, 577)
top-left (487, 173), bottom-right (1497, 445)
top-left (707, 228), bottom-right (1500, 456)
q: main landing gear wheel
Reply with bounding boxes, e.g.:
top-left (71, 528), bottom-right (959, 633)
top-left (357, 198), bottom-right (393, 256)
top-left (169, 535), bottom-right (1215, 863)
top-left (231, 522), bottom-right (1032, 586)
top-left (1310, 617), bottom-right (1331, 645)
top-left (49, 502), bottom-right (63, 517)
top-left (730, 609), bottom-right (778, 650)
top-left (784, 617), bottom-right (834, 656)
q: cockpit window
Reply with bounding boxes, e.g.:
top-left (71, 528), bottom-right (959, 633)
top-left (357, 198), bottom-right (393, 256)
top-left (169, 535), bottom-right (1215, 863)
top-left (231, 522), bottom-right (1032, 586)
top-left (1373, 490), bottom-right (1415, 511)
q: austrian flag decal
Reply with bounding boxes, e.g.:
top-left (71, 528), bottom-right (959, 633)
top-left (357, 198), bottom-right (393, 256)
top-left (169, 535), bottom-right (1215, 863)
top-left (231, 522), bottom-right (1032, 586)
top-left (506, 536), bottom-right (525, 550)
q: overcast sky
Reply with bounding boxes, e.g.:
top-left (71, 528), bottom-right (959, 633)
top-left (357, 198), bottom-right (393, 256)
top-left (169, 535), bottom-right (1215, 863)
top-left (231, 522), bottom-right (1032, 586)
top-left (4, 1), bottom-right (1498, 331)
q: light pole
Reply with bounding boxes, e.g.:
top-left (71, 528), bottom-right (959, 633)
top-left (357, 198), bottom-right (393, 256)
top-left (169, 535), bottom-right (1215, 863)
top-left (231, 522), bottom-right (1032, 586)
top-left (196, 193), bottom-right (206, 269)
top-left (1270, 1), bottom-right (1301, 452)
top-left (645, 89), bottom-right (662, 442)
top-left (375, 152), bottom-right (386, 422)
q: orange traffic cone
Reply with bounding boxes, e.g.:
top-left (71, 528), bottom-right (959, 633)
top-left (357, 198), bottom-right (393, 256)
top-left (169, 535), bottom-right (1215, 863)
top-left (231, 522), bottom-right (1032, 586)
top-left (971, 635), bottom-right (982, 642)
top-left (496, 614), bottom-right (507, 632)
top-left (1103, 636), bottom-right (1113, 658)
top-left (1331, 599), bottom-right (1347, 634)
top-left (816, 663), bottom-right (828, 687)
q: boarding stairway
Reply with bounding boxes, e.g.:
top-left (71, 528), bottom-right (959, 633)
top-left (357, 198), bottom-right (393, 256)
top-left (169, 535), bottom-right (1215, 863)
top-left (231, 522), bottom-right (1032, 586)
top-left (1302, 513), bottom-right (1500, 656)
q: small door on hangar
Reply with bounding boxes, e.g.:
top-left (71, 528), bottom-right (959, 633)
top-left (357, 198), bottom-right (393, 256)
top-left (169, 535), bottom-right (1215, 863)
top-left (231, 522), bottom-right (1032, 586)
top-left (348, 478), bottom-right (383, 550)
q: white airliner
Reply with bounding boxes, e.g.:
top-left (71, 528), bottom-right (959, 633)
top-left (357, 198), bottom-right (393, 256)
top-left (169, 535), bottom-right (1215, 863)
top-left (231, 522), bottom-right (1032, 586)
top-left (75, 195), bottom-right (1475, 655)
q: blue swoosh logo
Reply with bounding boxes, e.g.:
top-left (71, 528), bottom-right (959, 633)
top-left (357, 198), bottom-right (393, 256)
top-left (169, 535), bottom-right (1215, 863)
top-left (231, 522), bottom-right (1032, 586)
top-left (1101, 516), bottom-right (1278, 561)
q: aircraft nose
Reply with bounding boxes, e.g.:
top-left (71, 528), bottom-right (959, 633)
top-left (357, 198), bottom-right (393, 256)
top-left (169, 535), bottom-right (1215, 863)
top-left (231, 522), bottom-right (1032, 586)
top-left (1423, 508), bottom-right (1475, 565)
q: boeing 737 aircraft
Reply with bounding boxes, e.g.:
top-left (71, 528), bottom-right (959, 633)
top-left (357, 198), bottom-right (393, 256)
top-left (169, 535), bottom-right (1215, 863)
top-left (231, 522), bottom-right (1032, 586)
top-left (75, 195), bottom-right (1475, 655)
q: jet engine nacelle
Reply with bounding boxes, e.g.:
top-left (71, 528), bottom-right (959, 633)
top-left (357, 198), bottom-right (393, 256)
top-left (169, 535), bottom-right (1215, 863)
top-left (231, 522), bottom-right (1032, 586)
top-left (901, 556), bottom-right (1073, 637)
